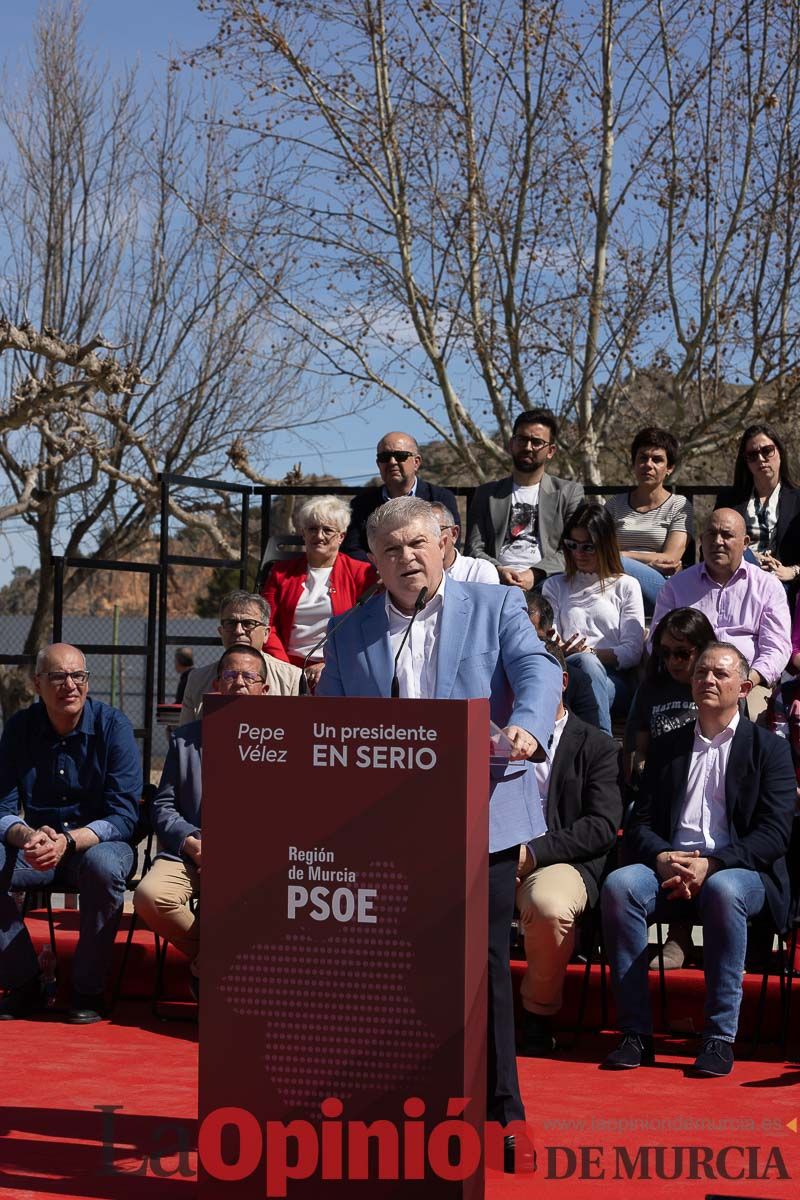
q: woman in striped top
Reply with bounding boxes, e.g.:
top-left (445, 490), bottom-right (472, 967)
top-left (605, 427), bottom-right (693, 612)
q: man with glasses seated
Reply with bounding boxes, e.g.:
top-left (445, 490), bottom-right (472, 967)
top-left (0, 643), bottom-right (142, 1022)
top-left (179, 590), bottom-right (300, 723)
top-left (341, 430), bottom-right (459, 560)
top-left (134, 645), bottom-right (268, 998)
top-left (467, 408), bottom-right (584, 589)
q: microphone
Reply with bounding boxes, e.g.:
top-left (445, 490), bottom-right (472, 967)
top-left (390, 586), bottom-right (429, 698)
top-left (299, 581), bottom-right (381, 691)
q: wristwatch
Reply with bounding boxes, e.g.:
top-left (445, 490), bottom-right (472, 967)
top-left (61, 830), bottom-right (76, 858)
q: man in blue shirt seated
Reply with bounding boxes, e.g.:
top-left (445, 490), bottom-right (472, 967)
top-left (0, 643), bottom-right (142, 1023)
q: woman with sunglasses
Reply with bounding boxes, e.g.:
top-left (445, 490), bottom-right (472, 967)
top-left (717, 423), bottom-right (800, 587)
top-left (623, 607), bottom-right (716, 969)
top-left (604, 427), bottom-right (693, 612)
top-left (261, 495), bottom-right (376, 689)
top-left (624, 607), bottom-right (716, 783)
top-left (542, 501), bottom-right (645, 734)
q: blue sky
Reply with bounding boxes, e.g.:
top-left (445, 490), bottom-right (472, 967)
top-left (0, 0), bottom-right (423, 583)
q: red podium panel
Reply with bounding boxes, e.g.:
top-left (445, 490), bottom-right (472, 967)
top-left (198, 695), bottom-right (489, 1198)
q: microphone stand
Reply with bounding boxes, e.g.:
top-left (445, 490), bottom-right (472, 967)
top-left (390, 586), bottom-right (429, 698)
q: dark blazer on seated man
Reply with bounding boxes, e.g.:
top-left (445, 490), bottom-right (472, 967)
top-left (601, 642), bottom-right (795, 1077)
top-left (515, 649), bottom-right (621, 1054)
top-left (343, 476), bottom-right (459, 560)
top-left (529, 715), bottom-right (622, 908)
top-left (341, 429), bottom-right (459, 560)
top-left (624, 719), bottom-right (795, 933)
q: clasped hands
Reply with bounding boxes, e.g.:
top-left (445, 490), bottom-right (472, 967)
top-left (656, 849), bottom-right (717, 899)
top-left (21, 825), bottom-right (70, 871)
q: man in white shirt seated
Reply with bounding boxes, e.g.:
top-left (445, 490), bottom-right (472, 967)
top-left (430, 502), bottom-right (500, 584)
top-left (600, 642), bottom-right (795, 1077)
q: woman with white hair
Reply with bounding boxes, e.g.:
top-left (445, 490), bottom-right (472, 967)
top-left (261, 495), bottom-right (377, 687)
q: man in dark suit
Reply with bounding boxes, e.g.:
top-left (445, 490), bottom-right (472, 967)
top-left (319, 495), bottom-right (561, 1165)
top-left (467, 408), bottom-right (584, 588)
top-left (601, 641), bottom-right (796, 1076)
top-left (516, 642), bottom-right (621, 1054)
top-left (341, 430), bottom-right (459, 560)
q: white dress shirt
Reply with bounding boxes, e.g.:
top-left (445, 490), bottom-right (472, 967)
top-left (674, 711), bottom-right (738, 853)
top-left (533, 709), bottom-right (568, 800)
top-left (446, 549), bottom-right (500, 585)
top-left (386, 574), bottom-right (445, 699)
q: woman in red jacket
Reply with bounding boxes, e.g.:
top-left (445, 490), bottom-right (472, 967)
top-left (261, 495), bottom-right (377, 688)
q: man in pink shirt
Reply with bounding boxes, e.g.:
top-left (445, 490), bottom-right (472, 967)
top-left (649, 509), bottom-right (791, 714)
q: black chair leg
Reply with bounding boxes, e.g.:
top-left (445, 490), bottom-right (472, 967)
top-left (45, 893), bottom-right (57, 959)
top-left (655, 922), bottom-right (669, 1032)
top-left (781, 927), bottom-right (798, 1055)
top-left (110, 908), bottom-right (139, 1011)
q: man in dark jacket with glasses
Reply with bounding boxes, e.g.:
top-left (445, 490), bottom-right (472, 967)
top-left (342, 430), bottom-right (459, 560)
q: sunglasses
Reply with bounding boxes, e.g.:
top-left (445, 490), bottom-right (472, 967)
top-left (659, 646), bottom-right (693, 663)
top-left (563, 538), bottom-right (597, 553)
top-left (744, 444), bottom-right (776, 463)
top-left (376, 450), bottom-right (415, 464)
top-left (219, 618), bottom-right (266, 632)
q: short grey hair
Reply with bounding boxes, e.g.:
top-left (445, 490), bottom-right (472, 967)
top-left (218, 590), bottom-right (271, 625)
top-left (694, 641), bottom-right (750, 681)
top-left (293, 494), bottom-right (352, 535)
top-left (429, 501), bottom-right (458, 528)
top-left (366, 497), bottom-right (442, 550)
top-left (35, 644), bottom-right (86, 674)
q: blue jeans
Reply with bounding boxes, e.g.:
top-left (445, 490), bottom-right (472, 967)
top-left (620, 556), bottom-right (668, 614)
top-left (565, 651), bottom-right (632, 735)
top-left (601, 863), bottom-right (766, 1041)
top-left (0, 839), bottom-right (134, 996)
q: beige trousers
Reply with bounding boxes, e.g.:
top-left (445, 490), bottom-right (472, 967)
top-left (516, 862), bottom-right (588, 1016)
top-left (133, 856), bottom-right (200, 971)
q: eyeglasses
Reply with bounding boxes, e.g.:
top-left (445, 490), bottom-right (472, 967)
top-left (563, 538), bottom-right (597, 553)
top-left (512, 435), bottom-right (552, 450)
top-left (44, 670), bottom-right (90, 687)
top-left (376, 450), bottom-right (415, 464)
top-left (659, 646), bottom-right (693, 663)
top-left (220, 670), bottom-right (265, 684)
top-left (219, 617), bottom-right (266, 633)
top-left (745, 444), bottom-right (776, 463)
top-left (304, 525), bottom-right (339, 538)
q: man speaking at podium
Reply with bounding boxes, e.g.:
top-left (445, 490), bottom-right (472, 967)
top-left (318, 496), bottom-right (561, 1161)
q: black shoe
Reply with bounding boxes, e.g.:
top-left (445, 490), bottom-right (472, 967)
top-left (691, 1037), bottom-right (734, 1077)
top-left (503, 1134), bottom-right (536, 1174)
top-left (0, 976), bottom-right (44, 1020)
top-left (518, 1011), bottom-right (556, 1056)
top-left (66, 992), bottom-right (107, 1024)
top-left (602, 1032), bottom-right (655, 1070)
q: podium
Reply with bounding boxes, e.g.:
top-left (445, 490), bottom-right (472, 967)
top-left (198, 694), bottom-right (490, 1198)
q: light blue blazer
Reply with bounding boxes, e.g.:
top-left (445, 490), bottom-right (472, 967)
top-left (317, 580), bottom-right (561, 851)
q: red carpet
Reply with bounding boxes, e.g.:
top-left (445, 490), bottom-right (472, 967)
top-left (1, 912), bottom-right (799, 1199)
